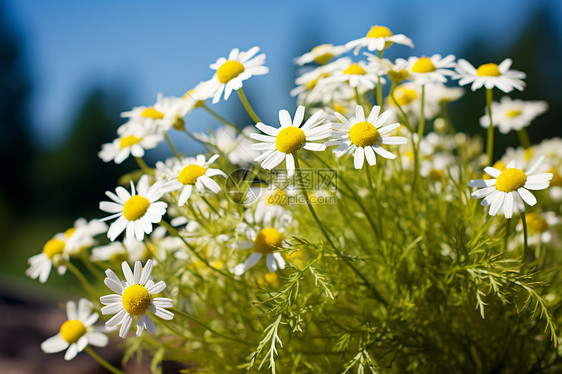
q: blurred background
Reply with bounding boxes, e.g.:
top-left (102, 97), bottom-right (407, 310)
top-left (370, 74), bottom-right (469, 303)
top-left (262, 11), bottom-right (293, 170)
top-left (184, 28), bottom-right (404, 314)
top-left (0, 0), bottom-right (561, 371)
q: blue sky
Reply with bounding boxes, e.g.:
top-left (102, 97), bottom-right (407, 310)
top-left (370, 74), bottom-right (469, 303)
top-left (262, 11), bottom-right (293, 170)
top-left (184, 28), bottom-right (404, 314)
top-left (4, 0), bottom-right (562, 151)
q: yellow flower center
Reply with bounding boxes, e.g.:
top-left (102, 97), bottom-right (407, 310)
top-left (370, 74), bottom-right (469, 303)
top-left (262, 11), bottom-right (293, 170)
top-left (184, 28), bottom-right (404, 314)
top-left (65, 228), bottom-right (76, 238)
top-left (525, 213), bottom-right (548, 235)
top-left (367, 26), bottom-right (393, 38)
top-left (122, 284), bottom-right (151, 316)
top-left (119, 135), bottom-right (141, 149)
top-left (123, 195), bottom-right (150, 221)
top-left (311, 44), bottom-right (334, 65)
top-left (60, 320), bottom-right (86, 344)
top-left (411, 57), bottom-right (436, 73)
top-left (349, 121), bottom-right (380, 148)
top-left (506, 109), bottom-right (522, 118)
top-left (549, 168), bottom-right (562, 187)
top-left (343, 64), bottom-right (366, 75)
top-left (476, 63), bottom-right (501, 77)
top-left (276, 127), bottom-right (306, 154)
top-left (495, 168), bottom-right (527, 192)
top-left (177, 164), bottom-right (207, 185)
top-left (394, 86), bottom-right (417, 106)
top-left (217, 60), bottom-right (245, 84)
top-left (141, 108), bottom-right (164, 119)
top-left (43, 239), bottom-right (66, 259)
top-left (254, 228), bottom-right (283, 254)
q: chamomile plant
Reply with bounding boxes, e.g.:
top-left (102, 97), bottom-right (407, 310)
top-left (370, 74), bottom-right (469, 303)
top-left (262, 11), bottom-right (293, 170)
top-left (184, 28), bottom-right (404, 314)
top-left (30, 25), bottom-right (562, 374)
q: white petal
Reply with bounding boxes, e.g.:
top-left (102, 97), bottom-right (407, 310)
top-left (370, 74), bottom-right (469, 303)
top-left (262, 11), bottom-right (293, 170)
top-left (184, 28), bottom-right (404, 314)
top-left (119, 314), bottom-right (133, 338)
top-left (140, 259), bottom-right (153, 286)
top-left (144, 314), bottom-right (156, 335)
top-left (279, 109), bottom-right (292, 127)
top-left (41, 335), bottom-right (68, 353)
top-left (152, 298), bottom-right (173, 308)
top-left (266, 254), bottom-right (278, 272)
top-left (517, 188), bottom-right (537, 206)
top-left (483, 167), bottom-right (501, 178)
top-left (372, 144), bottom-right (396, 159)
top-left (106, 309), bottom-right (127, 328)
top-left (133, 260), bottom-right (142, 284)
top-left (365, 146), bottom-right (376, 166)
top-left (354, 147), bottom-right (365, 169)
top-left (148, 280), bottom-right (167, 294)
top-left (64, 343), bottom-right (78, 360)
top-left (504, 192), bottom-right (514, 218)
top-left (86, 331), bottom-right (108, 347)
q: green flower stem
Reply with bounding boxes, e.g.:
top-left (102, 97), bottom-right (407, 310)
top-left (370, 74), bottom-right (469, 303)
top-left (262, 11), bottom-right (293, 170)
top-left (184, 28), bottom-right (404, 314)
top-left (80, 252), bottom-right (105, 281)
top-left (66, 261), bottom-right (97, 296)
top-left (237, 88), bottom-right (261, 124)
top-left (310, 153), bottom-right (379, 237)
top-left (522, 211), bottom-right (529, 264)
top-left (365, 165), bottom-right (383, 236)
top-left (200, 195), bottom-right (221, 217)
top-left (376, 51), bottom-right (384, 110)
top-left (390, 83), bottom-right (419, 191)
top-left (517, 128), bottom-right (531, 149)
top-left (485, 88), bottom-right (495, 165)
top-left (159, 220), bottom-right (237, 281)
top-left (134, 157), bottom-right (152, 174)
top-left (202, 104), bottom-right (250, 139)
top-left (84, 346), bottom-right (125, 374)
top-left (170, 307), bottom-right (252, 345)
top-left (354, 87), bottom-right (362, 106)
top-left (415, 84), bottom-right (426, 168)
top-left (294, 155), bottom-right (388, 305)
top-left (165, 133), bottom-right (182, 160)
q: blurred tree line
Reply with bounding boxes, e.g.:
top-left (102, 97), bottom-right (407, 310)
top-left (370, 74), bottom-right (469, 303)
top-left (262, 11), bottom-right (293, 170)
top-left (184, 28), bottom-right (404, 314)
top-left (0, 1), bottom-right (560, 280)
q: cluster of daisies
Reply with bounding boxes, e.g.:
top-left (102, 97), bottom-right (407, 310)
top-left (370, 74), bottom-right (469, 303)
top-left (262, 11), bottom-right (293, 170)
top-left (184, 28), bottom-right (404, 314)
top-left (26, 24), bottom-right (558, 365)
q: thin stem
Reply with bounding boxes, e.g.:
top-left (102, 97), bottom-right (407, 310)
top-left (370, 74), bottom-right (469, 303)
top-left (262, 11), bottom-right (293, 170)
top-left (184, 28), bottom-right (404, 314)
top-left (517, 128), bottom-right (531, 149)
top-left (80, 252), bottom-right (105, 281)
top-left (84, 346), bottom-right (125, 374)
top-left (354, 87), bottom-right (362, 106)
top-left (165, 133), bottom-right (182, 160)
top-left (160, 220), bottom-right (237, 281)
top-left (134, 157), bottom-right (152, 174)
top-left (294, 155), bottom-right (388, 305)
top-left (309, 153), bottom-right (380, 237)
top-left (365, 165), bottom-right (383, 235)
top-left (416, 85), bottom-right (426, 158)
top-left (522, 211), bottom-right (529, 264)
top-left (200, 195), bottom-right (221, 216)
top-left (202, 104), bottom-right (249, 139)
top-left (170, 308), bottom-right (252, 345)
top-left (376, 51), bottom-right (384, 110)
top-left (485, 88), bottom-right (494, 165)
top-left (66, 262), bottom-right (97, 295)
top-left (237, 88), bottom-right (261, 123)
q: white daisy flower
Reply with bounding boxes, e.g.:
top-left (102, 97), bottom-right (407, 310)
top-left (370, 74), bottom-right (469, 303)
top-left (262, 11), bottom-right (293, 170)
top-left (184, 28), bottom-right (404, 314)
top-left (323, 60), bottom-right (383, 90)
top-left (479, 96), bottom-right (548, 134)
top-left (251, 106), bottom-right (331, 176)
top-left (346, 25), bottom-right (414, 55)
top-left (98, 121), bottom-right (163, 164)
top-left (26, 231), bottom-right (73, 283)
top-left (100, 260), bottom-right (174, 338)
top-left (387, 83), bottom-right (463, 121)
top-left (454, 58), bottom-right (526, 93)
top-left (326, 105), bottom-right (408, 169)
top-left (294, 43), bottom-right (346, 65)
top-left (468, 156), bottom-right (553, 218)
top-left (157, 154), bottom-right (226, 206)
top-left (121, 93), bottom-right (191, 133)
top-left (291, 58), bottom-right (350, 103)
top-left (182, 81), bottom-right (213, 116)
top-left (396, 55), bottom-right (456, 85)
top-left (41, 299), bottom-right (108, 360)
top-left (205, 46), bottom-right (269, 104)
top-left (99, 175), bottom-right (167, 244)
top-left (232, 224), bottom-right (287, 275)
